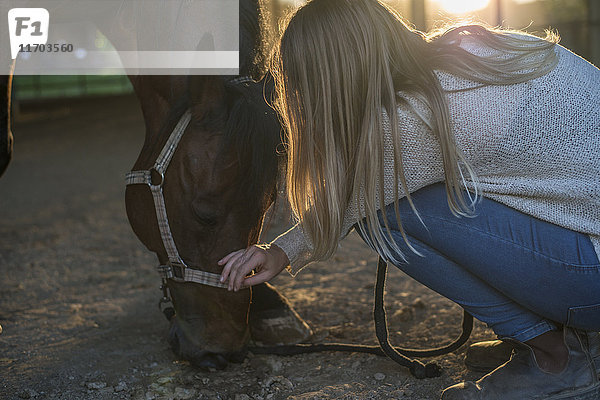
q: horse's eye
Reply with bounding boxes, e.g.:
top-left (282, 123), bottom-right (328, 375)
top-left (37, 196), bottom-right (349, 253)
top-left (191, 203), bottom-right (219, 227)
top-left (194, 213), bottom-right (218, 227)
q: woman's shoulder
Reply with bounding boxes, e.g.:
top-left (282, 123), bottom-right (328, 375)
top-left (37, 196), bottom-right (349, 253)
top-left (435, 35), bottom-right (597, 95)
top-left (457, 30), bottom-right (597, 82)
top-left (458, 30), bottom-right (545, 55)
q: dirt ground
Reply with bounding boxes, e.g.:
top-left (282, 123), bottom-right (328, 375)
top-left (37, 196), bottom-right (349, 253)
top-left (0, 95), bottom-right (497, 400)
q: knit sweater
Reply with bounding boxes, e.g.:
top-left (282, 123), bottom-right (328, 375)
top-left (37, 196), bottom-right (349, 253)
top-left (271, 36), bottom-right (600, 276)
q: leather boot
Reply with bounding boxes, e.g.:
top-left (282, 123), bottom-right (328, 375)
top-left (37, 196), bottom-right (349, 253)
top-left (465, 332), bottom-right (600, 375)
top-left (464, 340), bottom-right (515, 372)
top-left (441, 328), bottom-right (600, 400)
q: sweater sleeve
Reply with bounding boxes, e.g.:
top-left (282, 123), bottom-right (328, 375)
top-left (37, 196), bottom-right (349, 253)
top-left (270, 204), bottom-right (359, 276)
top-left (270, 223), bottom-right (314, 276)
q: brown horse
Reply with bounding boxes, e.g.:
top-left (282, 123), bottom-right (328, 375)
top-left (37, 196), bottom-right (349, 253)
top-left (2, 0), bottom-right (310, 369)
top-left (124, 1), bottom-right (310, 369)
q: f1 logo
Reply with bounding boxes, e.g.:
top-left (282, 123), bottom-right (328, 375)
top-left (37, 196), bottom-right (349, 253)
top-left (8, 8), bottom-right (49, 59)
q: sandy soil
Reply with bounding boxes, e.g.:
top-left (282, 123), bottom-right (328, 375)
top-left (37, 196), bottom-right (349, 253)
top-left (0, 96), bottom-right (496, 400)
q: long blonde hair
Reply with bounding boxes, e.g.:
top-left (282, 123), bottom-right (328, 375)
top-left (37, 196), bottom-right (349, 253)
top-left (271, 0), bottom-right (559, 262)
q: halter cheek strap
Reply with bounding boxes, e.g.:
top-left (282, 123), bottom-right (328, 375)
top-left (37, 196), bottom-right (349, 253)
top-left (126, 110), bottom-right (228, 289)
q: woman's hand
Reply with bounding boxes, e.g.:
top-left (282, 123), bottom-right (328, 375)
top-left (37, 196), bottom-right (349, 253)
top-left (218, 244), bottom-right (290, 291)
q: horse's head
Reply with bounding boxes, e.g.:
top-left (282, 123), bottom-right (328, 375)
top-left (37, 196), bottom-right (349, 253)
top-left (123, 0), bottom-right (306, 369)
top-left (125, 73), bottom-right (283, 369)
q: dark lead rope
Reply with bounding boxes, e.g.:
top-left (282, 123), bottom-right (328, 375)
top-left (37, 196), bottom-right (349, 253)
top-left (249, 257), bottom-right (473, 379)
top-left (372, 256), bottom-right (473, 378)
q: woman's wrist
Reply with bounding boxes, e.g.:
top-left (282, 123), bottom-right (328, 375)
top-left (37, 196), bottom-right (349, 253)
top-left (269, 244), bottom-right (290, 270)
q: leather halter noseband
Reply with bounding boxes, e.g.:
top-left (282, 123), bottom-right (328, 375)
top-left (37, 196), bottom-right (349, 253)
top-left (125, 76), bottom-right (254, 290)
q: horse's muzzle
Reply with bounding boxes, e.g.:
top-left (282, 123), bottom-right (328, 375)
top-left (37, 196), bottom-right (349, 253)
top-left (168, 316), bottom-right (247, 369)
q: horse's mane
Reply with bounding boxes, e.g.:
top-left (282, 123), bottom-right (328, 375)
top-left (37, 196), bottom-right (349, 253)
top-left (217, 0), bottom-right (282, 212)
top-left (221, 76), bottom-right (282, 209)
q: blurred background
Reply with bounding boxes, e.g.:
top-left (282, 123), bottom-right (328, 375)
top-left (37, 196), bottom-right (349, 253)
top-left (11, 0), bottom-right (599, 112)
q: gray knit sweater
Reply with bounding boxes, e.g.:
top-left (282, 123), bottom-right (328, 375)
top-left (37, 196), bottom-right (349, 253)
top-left (271, 37), bottom-right (600, 276)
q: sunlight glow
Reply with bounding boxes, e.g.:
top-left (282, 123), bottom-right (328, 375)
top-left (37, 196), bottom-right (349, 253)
top-left (432, 0), bottom-right (491, 14)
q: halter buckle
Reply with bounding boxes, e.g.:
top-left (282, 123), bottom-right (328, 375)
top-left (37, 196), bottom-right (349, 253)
top-left (170, 262), bottom-right (186, 280)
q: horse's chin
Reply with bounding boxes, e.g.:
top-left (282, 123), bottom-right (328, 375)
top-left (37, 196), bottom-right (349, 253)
top-left (168, 315), bottom-right (248, 369)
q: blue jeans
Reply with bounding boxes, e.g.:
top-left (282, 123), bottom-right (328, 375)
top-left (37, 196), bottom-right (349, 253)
top-left (355, 183), bottom-right (600, 342)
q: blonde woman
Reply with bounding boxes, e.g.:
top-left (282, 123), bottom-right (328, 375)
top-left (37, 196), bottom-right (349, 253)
top-left (219, 0), bottom-right (600, 398)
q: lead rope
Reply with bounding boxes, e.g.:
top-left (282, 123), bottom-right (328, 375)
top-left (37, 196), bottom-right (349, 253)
top-left (249, 256), bottom-right (473, 379)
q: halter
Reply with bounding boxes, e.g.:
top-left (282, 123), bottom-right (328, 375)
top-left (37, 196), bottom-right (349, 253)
top-left (126, 109), bottom-right (229, 292)
top-left (126, 76), bottom-right (254, 294)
